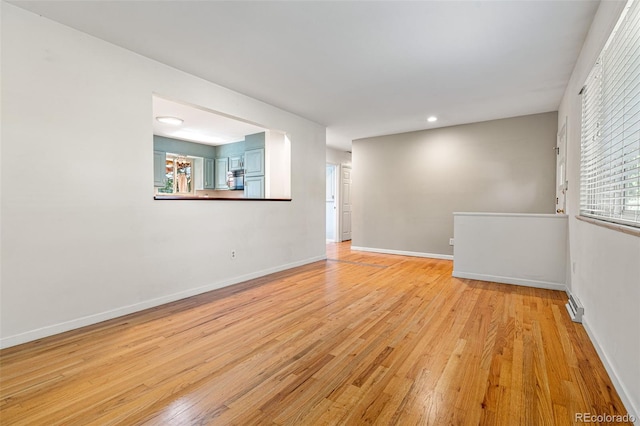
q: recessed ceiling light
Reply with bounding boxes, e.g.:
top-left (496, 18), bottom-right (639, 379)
top-left (427, 116), bottom-right (438, 123)
top-left (156, 116), bottom-right (183, 126)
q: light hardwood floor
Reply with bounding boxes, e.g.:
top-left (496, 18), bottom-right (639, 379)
top-left (0, 242), bottom-right (632, 425)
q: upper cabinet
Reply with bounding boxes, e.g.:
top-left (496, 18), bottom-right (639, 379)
top-left (244, 148), bottom-right (264, 177)
top-left (229, 155), bottom-right (243, 171)
top-left (215, 157), bottom-right (229, 189)
top-left (203, 158), bottom-right (215, 189)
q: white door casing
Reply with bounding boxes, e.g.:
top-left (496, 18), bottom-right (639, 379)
top-left (556, 118), bottom-right (567, 214)
top-left (326, 164), bottom-right (337, 241)
top-left (342, 166), bottom-right (352, 241)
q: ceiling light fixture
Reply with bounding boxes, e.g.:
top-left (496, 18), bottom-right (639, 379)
top-left (427, 116), bottom-right (438, 123)
top-left (156, 116), bottom-right (184, 126)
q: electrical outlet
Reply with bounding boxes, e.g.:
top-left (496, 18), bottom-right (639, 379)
top-left (231, 250), bottom-right (236, 259)
top-left (449, 238), bottom-right (454, 246)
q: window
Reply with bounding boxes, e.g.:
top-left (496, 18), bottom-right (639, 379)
top-left (580, 0), bottom-right (640, 228)
top-left (157, 154), bottom-right (195, 195)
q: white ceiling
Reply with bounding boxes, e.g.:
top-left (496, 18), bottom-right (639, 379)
top-left (153, 96), bottom-right (267, 146)
top-left (12, 1), bottom-right (601, 151)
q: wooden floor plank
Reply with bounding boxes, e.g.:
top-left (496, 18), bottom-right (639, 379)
top-left (0, 242), bottom-right (633, 425)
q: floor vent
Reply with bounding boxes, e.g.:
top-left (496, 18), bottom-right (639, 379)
top-left (566, 292), bottom-right (584, 323)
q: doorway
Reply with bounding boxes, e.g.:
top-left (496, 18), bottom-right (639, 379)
top-left (326, 164), bottom-right (338, 242)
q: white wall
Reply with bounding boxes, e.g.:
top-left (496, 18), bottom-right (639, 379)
top-left (0, 4), bottom-right (326, 348)
top-left (326, 146), bottom-right (352, 166)
top-left (558, 0), bottom-right (640, 418)
top-left (265, 130), bottom-right (291, 199)
top-left (453, 213), bottom-right (567, 290)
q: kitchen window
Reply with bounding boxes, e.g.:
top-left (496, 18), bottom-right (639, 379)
top-left (157, 154), bottom-right (195, 195)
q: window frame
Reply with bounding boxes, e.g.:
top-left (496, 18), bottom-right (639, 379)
top-left (579, 0), bottom-right (640, 229)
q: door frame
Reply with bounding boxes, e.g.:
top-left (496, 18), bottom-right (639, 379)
top-left (326, 163), bottom-right (340, 242)
top-left (341, 164), bottom-right (352, 242)
top-left (556, 117), bottom-right (568, 214)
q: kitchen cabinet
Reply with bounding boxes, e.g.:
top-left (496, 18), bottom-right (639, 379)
top-left (203, 158), bottom-right (215, 189)
top-left (153, 151), bottom-right (166, 187)
top-left (244, 148), bottom-right (264, 177)
top-left (229, 155), bottom-right (243, 171)
top-left (215, 157), bottom-right (229, 189)
top-left (244, 176), bottom-right (265, 198)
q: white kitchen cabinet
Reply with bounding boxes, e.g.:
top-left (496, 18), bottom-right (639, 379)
top-left (215, 157), bottom-right (229, 189)
top-left (244, 176), bottom-right (264, 198)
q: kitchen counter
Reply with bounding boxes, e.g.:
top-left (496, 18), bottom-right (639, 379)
top-left (154, 195), bottom-right (291, 201)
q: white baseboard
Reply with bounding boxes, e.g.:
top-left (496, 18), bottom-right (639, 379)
top-left (0, 255), bottom-right (327, 349)
top-left (452, 271), bottom-right (567, 291)
top-left (582, 317), bottom-right (639, 425)
top-left (350, 246), bottom-right (453, 260)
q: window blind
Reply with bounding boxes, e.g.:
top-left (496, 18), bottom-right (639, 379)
top-left (580, 0), bottom-right (640, 228)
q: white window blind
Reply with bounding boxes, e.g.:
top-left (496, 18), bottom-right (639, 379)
top-left (580, 0), bottom-right (640, 228)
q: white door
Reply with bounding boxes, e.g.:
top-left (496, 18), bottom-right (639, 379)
top-left (326, 164), bottom-right (337, 241)
top-left (556, 118), bottom-right (567, 214)
top-left (341, 166), bottom-right (352, 241)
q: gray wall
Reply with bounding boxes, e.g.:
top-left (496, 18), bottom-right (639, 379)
top-left (154, 132), bottom-right (266, 159)
top-left (352, 112), bottom-right (558, 256)
top-left (154, 135), bottom-right (217, 158)
top-left (216, 132), bottom-right (266, 158)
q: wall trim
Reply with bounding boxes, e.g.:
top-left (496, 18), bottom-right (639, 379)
top-left (452, 271), bottom-right (567, 291)
top-left (575, 214), bottom-right (640, 237)
top-left (0, 255), bottom-right (327, 349)
top-left (582, 317), bottom-right (639, 425)
top-left (351, 246), bottom-right (453, 260)
top-left (453, 212), bottom-right (567, 219)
